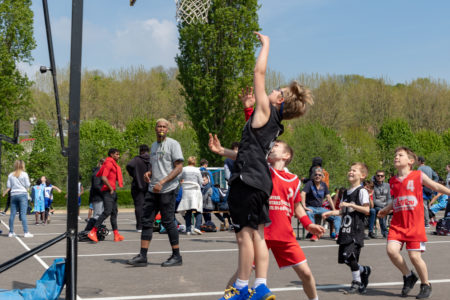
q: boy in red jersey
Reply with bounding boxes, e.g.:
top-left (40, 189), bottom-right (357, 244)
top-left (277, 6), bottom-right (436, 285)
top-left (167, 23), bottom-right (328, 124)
top-left (210, 137), bottom-right (325, 300)
top-left (378, 147), bottom-right (450, 299)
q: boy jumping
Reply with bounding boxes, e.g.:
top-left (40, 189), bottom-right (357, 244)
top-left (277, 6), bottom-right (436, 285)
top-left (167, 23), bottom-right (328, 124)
top-left (209, 32), bottom-right (313, 300)
top-left (378, 147), bottom-right (450, 299)
top-left (322, 162), bottom-right (372, 294)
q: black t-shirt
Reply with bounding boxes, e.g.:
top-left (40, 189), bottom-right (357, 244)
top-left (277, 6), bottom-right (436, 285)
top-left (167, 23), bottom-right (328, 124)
top-left (230, 105), bottom-right (284, 197)
top-left (302, 180), bottom-right (329, 207)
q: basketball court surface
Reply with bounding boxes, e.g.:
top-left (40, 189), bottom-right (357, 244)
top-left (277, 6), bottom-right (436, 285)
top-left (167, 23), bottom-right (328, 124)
top-left (1, 211), bottom-right (449, 299)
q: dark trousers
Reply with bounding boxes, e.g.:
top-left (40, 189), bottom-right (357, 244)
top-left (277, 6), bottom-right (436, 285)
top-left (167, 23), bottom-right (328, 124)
top-left (141, 190), bottom-right (179, 246)
top-left (131, 189), bottom-right (146, 230)
top-left (94, 191), bottom-right (118, 231)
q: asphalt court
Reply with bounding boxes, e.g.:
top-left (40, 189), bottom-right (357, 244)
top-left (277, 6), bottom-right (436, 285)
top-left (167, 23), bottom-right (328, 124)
top-left (1, 211), bottom-right (449, 300)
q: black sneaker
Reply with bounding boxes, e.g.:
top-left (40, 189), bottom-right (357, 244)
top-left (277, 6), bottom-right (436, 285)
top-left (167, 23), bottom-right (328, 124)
top-left (416, 283), bottom-right (432, 299)
top-left (401, 271), bottom-right (419, 297)
top-left (368, 232), bottom-right (377, 239)
top-left (127, 254), bottom-right (148, 267)
top-left (161, 254), bottom-right (182, 267)
top-left (359, 266), bottom-right (372, 294)
top-left (345, 281), bottom-right (361, 294)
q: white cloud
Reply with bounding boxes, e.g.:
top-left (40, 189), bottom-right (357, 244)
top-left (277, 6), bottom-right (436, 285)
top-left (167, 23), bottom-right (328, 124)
top-left (111, 18), bottom-right (179, 68)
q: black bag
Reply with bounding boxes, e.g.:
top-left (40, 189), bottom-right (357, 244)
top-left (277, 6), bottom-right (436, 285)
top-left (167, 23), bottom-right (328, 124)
top-left (200, 221), bottom-right (217, 232)
top-left (78, 224), bottom-right (109, 242)
top-left (434, 218), bottom-right (450, 236)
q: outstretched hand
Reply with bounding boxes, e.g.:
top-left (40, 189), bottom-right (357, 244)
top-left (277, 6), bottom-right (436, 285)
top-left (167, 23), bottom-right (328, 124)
top-left (377, 208), bottom-right (388, 219)
top-left (208, 133), bottom-right (223, 155)
top-left (239, 86), bottom-right (255, 108)
top-left (307, 223), bottom-right (325, 238)
top-left (254, 32), bottom-right (269, 46)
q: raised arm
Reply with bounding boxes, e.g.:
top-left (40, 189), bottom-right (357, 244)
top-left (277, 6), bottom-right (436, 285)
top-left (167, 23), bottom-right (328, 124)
top-left (422, 172), bottom-right (450, 195)
top-left (252, 32), bottom-right (271, 129)
top-left (208, 133), bottom-right (238, 160)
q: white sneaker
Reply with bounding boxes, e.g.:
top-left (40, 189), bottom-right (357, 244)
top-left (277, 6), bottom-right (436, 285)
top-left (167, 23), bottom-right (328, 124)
top-left (193, 228), bottom-right (203, 235)
top-left (8, 232), bottom-right (16, 237)
top-left (24, 232), bottom-right (34, 238)
top-left (187, 231), bottom-right (192, 236)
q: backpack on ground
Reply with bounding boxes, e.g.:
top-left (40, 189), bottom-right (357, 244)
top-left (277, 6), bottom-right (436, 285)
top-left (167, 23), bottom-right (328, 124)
top-left (200, 221), bottom-right (217, 232)
top-left (434, 217), bottom-right (450, 236)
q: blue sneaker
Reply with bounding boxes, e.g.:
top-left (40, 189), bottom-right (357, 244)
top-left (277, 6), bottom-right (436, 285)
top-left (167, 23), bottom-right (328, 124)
top-left (249, 284), bottom-right (275, 300)
top-left (219, 284), bottom-right (250, 300)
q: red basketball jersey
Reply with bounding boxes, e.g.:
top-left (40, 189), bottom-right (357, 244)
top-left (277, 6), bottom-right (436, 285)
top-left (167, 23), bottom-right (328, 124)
top-left (388, 170), bottom-right (427, 242)
top-left (265, 167), bottom-right (302, 242)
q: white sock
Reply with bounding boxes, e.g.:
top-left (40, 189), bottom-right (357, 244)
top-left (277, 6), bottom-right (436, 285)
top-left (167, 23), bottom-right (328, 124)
top-left (253, 278), bottom-right (267, 288)
top-left (309, 297), bottom-right (319, 300)
top-left (235, 278), bottom-right (249, 289)
top-left (352, 270), bottom-right (361, 283)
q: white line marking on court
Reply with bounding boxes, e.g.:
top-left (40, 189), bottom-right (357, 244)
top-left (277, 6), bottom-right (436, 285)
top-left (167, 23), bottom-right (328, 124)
top-left (1, 219), bottom-right (83, 300)
top-left (37, 240), bottom-right (450, 259)
top-left (80, 279), bottom-right (450, 299)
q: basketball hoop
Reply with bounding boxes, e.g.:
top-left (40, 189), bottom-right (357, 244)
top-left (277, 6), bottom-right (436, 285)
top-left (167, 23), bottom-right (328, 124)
top-left (175, 0), bottom-right (210, 24)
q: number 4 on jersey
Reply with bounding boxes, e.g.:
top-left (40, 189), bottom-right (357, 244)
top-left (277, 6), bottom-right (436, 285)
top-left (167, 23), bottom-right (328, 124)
top-left (406, 180), bottom-right (414, 192)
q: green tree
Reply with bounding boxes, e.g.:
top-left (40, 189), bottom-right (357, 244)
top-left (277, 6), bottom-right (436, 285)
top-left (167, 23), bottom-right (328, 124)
top-left (27, 120), bottom-right (62, 184)
top-left (377, 118), bottom-right (419, 173)
top-left (176, 0), bottom-right (260, 164)
top-left (79, 120), bottom-right (124, 187)
top-left (123, 118), bottom-right (155, 155)
top-left (283, 122), bottom-right (348, 187)
top-left (0, 0), bottom-right (36, 135)
top-left (342, 126), bottom-right (381, 177)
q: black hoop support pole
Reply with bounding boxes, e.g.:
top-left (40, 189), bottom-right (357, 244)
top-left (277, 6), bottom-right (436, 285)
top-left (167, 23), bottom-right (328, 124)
top-left (66, 0), bottom-right (83, 299)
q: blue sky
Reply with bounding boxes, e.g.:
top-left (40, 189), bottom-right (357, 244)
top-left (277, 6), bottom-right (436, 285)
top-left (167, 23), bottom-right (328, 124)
top-left (24, 0), bottom-right (450, 85)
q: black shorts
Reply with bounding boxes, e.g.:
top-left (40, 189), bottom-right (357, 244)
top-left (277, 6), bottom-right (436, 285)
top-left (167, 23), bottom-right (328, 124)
top-left (228, 178), bottom-right (270, 233)
top-left (338, 242), bottom-right (361, 264)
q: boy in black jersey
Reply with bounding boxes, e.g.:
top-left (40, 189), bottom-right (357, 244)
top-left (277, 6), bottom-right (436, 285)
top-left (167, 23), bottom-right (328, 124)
top-left (210, 32), bottom-right (313, 300)
top-left (322, 162), bottom-right (372, 295)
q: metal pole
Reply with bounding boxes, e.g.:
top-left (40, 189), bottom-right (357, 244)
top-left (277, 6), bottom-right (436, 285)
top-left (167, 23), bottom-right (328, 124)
top-left (42, 0), bottom-right (67, 156)
top-left (66, 0), bottom-right (83, 299)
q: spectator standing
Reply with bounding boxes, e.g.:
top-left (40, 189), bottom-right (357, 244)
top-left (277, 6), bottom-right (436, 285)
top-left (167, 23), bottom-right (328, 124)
top-left (84, 159), bottom-right (104, 232)
top-left (199, 158), bottom-right (215, 185)
top-left (7, 160), bottom-right (33, 238)
top-left (368, 170), bottom-right (391, 238)
top-left (177, 156), bottom-right (203, 235)
top-left (417, 156), bottom-right (439, 227)
top-left (126, 144), bottom-right (152, 232)
top-left (42, 177), bottom-right (62, 224)
top-left (127, 118), bottom-right (184, 267)
top-left (88, 148), bottom-right (124, 243)
top-left (301, 167), bottom-right (341, 241)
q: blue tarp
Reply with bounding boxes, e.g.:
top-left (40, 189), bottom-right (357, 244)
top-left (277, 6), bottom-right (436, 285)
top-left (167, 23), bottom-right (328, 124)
top-left (0, 258), bottom-right (65, 300)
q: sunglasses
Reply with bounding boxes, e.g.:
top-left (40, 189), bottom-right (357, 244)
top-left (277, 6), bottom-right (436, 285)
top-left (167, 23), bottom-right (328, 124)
top-left (376, 174), bottom-right (385, 177)
top-left (314, 174), bottom-right (323, 177)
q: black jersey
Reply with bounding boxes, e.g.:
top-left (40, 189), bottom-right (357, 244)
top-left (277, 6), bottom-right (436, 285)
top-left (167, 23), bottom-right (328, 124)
top-left (230, 105), bottom-right (284, 197)
top-left (337, 186), bottom-right (366, 246)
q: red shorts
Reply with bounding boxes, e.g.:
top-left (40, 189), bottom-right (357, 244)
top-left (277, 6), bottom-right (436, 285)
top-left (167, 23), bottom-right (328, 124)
top-left (388, 240), bottom-right (426, 252)
top-left (266, 239), bottom-right (306, 269)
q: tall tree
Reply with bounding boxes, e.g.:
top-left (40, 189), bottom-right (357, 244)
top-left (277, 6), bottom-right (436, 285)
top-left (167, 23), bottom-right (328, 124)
top-left (0, 0), bottom-right (36, 134)
top-left (176, 0), bottom-right (260, 164)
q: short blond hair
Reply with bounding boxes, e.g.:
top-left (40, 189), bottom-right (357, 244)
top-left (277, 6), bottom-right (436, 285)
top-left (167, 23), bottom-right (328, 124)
top-left (187, 156), bottom-right (197, 166)
top-left (282, 81), bottom-right (314, 120)
top-left (351, 162), bottom-right (368, 179)
top-left (156, 118), bottom-right (169, 126)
